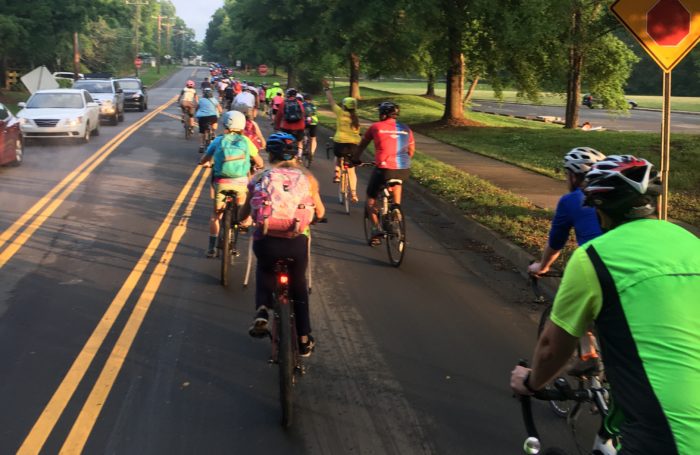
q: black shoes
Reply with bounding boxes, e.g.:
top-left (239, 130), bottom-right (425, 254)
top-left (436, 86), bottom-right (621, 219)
top-left (248, 307), bottom-right (270, 338)
top-left (299, 335), bottom-right (315, 357)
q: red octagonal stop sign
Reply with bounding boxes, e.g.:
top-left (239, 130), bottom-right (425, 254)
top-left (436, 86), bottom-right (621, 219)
top-left (648, 0), bottom-right (691, 46)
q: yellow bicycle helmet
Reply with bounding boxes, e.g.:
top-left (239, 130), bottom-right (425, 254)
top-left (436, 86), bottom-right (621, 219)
top-left (342, 97), bottom-right (357, 110)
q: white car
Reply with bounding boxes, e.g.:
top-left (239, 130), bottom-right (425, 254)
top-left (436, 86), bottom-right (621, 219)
top-left (17, 89), bottom-right (100, 143)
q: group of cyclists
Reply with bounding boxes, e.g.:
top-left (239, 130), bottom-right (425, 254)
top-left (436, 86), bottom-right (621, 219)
top-left (181, 65), bottom-right (699, 452)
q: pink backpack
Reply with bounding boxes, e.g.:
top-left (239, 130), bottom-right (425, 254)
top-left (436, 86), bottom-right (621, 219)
top-left (250, 168), bottom-right (315, 238)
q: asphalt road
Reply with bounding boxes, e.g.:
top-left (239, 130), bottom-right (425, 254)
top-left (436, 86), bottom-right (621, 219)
top-left (0, 68), bottom-right (598, 454)
top-left (473, 99), bottom-right (700, 133)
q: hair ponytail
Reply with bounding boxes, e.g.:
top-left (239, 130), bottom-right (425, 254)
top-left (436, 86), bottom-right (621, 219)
top-left (348, 109), bottom-right (359, 130)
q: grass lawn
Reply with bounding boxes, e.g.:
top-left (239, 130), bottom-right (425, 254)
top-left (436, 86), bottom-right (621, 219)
top-left (331, 79), bottom-right (700, 112)
top-left (321, 87), bottom-right (700, 229)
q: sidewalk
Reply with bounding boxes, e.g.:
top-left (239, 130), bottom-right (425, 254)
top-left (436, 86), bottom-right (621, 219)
top-left (318, 107), bottom-right (699, 236)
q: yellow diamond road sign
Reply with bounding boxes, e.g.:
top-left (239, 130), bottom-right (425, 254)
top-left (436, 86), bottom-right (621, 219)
top-left (612, 0), bottom-right (700, 72)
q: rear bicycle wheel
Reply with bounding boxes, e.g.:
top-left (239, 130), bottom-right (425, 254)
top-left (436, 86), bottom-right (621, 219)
top-left (220, 209), bottom-right (231, 287)
top-left (363, 208), bottom-right (374, 245)
top-left (343, 176), bottom-right (351, 214)
top-left (386, 206), bottom-right (406, 267)
top-left (277, 301), bottom-right (294, 427)
top-left (338, 172), bottom-right (346, 205)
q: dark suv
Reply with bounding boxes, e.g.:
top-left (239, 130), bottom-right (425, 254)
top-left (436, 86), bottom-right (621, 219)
top-left (116, 78), bottom-right (148, 112)
top-left (72, 78), bottom-right (125, 125)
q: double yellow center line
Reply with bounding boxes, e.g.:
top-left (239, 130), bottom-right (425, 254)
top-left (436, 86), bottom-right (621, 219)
top-left (4, 95), bottom-right (211, 453)
top-left (0, 96), bottom-right (177, 269)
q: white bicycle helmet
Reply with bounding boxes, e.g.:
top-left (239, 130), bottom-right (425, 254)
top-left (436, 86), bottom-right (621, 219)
top-left (563, 147), bottom-right (606, 174)
top-left (584, 155), bottom-right (661, 219)
top-left (223, 110), bottom-right (246, 131)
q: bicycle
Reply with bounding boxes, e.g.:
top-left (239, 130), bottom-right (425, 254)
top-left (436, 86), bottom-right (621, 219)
top-left (336, 155), bottom-right (353, 214)
top-left (199, 121), bottom-right (215, 153)
top-left (267, 217), bottom-right (327, 428)
top-left (218, 190), bottom-right (242, 287)
top-left (182, 110), bottom-right (194, 139)
top-left (363, 174), bottom-right (406, 267)
top-left (518, 360), bottom-right (617, 455)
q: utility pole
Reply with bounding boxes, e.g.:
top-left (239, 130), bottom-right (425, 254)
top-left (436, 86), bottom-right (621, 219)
top-left (73, 32), bottom-right (80, 79)
top-left (126, 0), bottom-right (149, 77)
top-left (152, 14), bottom-right (171, 74)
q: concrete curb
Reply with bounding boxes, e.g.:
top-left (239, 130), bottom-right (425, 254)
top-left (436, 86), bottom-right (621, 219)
top-left (471, 98), bottom-right (700, 116)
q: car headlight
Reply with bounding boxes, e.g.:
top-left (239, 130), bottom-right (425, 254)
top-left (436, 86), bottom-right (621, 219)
top-left (19, 117), bottom-right (31, 126)
top-left (65, 116), bottom-right (83, 127)
top-left (132, 94), bottom-right (141, 99)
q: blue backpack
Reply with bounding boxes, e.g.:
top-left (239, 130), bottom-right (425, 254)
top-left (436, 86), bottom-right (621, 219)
top-left (214, 135), bottom-right (250, 178)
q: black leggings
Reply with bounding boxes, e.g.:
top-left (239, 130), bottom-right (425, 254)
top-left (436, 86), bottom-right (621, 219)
top-left (253, 235), bottom-right (310, 336)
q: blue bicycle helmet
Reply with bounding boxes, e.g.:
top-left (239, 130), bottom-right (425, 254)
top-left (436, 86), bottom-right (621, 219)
top-left (266, 132), bottom-right (297, 161)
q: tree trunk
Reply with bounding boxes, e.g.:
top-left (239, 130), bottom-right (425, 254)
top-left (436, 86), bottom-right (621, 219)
top-left (441, 45), bottom-right (465, 123)
top-left (349, 52), bottom-right (361, 99)
top-left (564, 8), bottom-right (583, 129)
top-left (273, 64), bottom-right (277, 76)
top-left (463, 74), bottom-right (480, 105)
top-left (425, 72), bottom-right (436, 96)
top-left (286, 65), bottom-right (297, 88)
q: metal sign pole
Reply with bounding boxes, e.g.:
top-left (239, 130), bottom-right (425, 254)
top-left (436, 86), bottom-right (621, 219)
top-left (660, 71), bottom-right (671, 221)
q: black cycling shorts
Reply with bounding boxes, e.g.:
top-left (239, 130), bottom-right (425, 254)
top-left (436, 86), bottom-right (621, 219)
top-left (333, 142), bottom-right (358, 160)
top-left (366, 167), bottom-right (410, 199)
top-left (198, 115), bottom-right (217, 134)
top-left (306, 124), bottom-right (317, 138)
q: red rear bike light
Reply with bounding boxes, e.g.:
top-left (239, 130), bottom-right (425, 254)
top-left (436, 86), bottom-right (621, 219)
top-left (278, 274), bottom-right (289, 285)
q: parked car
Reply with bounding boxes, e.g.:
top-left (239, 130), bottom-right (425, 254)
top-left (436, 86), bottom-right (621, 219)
top-left (72, 78), bottom-right (125, 125)
top-left (0, 102), bottom-right (23, 166)
top-left (52, 71), bottom-right (85, 81)
top-left (17, 89), bottom-right (100, 143)
top-left (116, 77), bottom-right (148, 112)
top-left (582, 94), bottom-right (637, 109)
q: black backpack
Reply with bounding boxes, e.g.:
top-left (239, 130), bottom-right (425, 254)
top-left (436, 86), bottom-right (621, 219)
top-left (283, 98), bottom-right (303, 122)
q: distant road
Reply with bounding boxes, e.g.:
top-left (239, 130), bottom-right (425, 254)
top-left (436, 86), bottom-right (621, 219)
top-left (472, 100), bottom-right (699, 133)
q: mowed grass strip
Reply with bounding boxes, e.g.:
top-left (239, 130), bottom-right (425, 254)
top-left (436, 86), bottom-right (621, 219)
top-left (320, 87), bottom-right (700, 228)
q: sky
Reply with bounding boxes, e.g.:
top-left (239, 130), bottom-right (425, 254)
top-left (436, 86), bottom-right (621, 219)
top-left (170, 0), bottom-right (223, 42)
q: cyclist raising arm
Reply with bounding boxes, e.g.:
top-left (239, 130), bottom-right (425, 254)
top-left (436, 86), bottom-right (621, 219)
top-left (322, 81), bottom-right (362, 202)
top-left (511, 155), bottom-right (700, 455)
top-left (528, 147), bottom-right (606, 275)
top-left (355, 101), bottom-right (415, 244)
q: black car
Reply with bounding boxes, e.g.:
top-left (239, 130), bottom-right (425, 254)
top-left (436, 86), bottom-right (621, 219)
top-left (116, 78), bottom-right (148, 112)
top-left (582, 94), bottom-right (637, 109)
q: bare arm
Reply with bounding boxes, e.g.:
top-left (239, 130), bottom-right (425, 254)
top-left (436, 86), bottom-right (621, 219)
top-left (510, 321), bottom-right (578, 395)
top-left (529, 245), bottom-right (562, 275)
top-left (253, 122), bottom-right (266, 148)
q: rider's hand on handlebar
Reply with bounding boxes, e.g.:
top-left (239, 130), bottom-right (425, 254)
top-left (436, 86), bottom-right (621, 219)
top-left (528, 261), bottom-right (549, 276)
top-left (510, 365), bottom-right (534, 396)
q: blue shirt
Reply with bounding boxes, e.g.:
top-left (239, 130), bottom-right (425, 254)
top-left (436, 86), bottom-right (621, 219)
top-left (195, 97), bottom-right (219, 117)
top-left (548, 188), bottom-right (602, 250)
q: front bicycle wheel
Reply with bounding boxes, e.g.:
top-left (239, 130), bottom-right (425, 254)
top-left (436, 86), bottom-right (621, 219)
top-left (386, 206), bottom-right (406, 267)
top-left (220, 209), bottom-right (231, 287)
top-left (538, 304), bottom-right (573, 418)
top-left (277, 301), bottom-right (294, 427)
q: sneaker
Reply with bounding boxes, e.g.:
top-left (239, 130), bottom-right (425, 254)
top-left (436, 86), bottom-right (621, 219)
top-left (206, 248), bottom-right (217, 258)
top-left (299, 335), bottom-right (315, 357)
top-left (248, 308), bottom-right (270, 338)
top-left (351, 192), bottom-right (359, 203)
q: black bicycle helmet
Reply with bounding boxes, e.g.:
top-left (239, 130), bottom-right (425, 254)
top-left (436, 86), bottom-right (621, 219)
top-left (286, 88), bottom-right (298, 97)
top-left (378, 101), bottom-right (399, 118)
top-left (583, 155), bottom-right (661, 219)
top-left (266, 132), bottom-right (297, 161)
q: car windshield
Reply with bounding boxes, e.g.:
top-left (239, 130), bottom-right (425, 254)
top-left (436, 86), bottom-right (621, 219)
top-left (26, 93), bottom-right (84, 109)
top-left (73, 81), bottom-right (112, 93)
top-left (118, 80), bottom-right (140, 90)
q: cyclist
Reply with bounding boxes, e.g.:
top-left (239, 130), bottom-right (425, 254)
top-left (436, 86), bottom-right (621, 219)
top-left (511, 155), bottom-right (700, 455)
top-left (242, 108), bottom-right (266, 158)
top-left (233, 85), bottom-right (258, 118)
top-left (265, 81), bottom-right (281, 109)
top-left (322, 83), bottom-right (361, 201)
top-left (200, 76), bottom-right (212, 93)
top-left (195, 87), bottom-right (222, 152)
top-left (270, 90), bottom-right (284, 121)
top-left (355, 101), bottom-right (415, 245)
top-left (246, 132), bottom-right (325, 357)
top-left (303, 93), bottom-right (319, 161)
top-left (528, 147), bottom-right (606, 275)
top-left (274, 88), bottom-right (306, 158)
top-left (199, 110), bottom-right (263, 258)
top-left (177, 80), bottom-right (199, 132)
